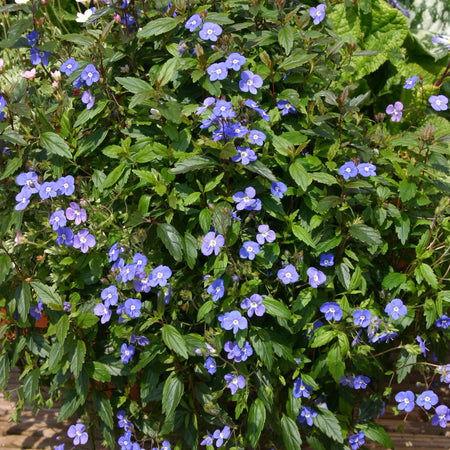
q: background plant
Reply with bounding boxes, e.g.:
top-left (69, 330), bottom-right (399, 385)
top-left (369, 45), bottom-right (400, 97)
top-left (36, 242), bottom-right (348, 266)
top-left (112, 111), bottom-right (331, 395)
top-left (0, 0), bottom-right (449, 449)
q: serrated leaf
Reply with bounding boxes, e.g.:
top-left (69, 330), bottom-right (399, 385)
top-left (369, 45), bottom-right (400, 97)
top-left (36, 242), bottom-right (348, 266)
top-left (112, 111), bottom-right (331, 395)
top-left (314, 407), bottom-right (344, 443)
top-left (263, 297), bottom-right (290, 319)
top-left (278, 26), bottom-right (294, 55)
top-left (40, 132), bottom-right (72, 159)
top-left (15, 282), bottom-right (31, 322)
top-left (336, 263), bottom-right (351, 290)
top-left (0, 353), bottom-right (10, 390)
top-left (183, 232), bottom-right (198, 269)
top-left (23, 368), bottom-right (40, 404)
top-left (170, 156), bottom-right (217, 174)
top-left (289, 161), bottom-right (310, 191)
top-left (162, 324), bottom-right (189, 359)
top-left (382, 272), bottom-right (407, 290)
top-left (281, 415), bottom-right (302, 450)
top-left (157, 223), bottom-right (183, 262)
top-left (419, 263), bottom-right (438, 289)
top-left (292, 224), bottom-right (315, 248)
top-left (245, 160), bottom-right (277, 182)
top-left (137, 17), bottom-right (181, 39)
top-left (58, 390), bottom-right (82, 422)
top-left (70, 340), bottom-right (86, 377)
top-left (56, 314), bottom-right (69, 344)
top-left (250, 333), bottom-right (274, 371)
top-left (349, 223), bottom-right (382, 247)
top-left (327, 343), bottom-right (345, 383)
top-left (85, 361), bottom-right (111, 382)
top-left (279, 50), bottom-right (315, 70)
top-left (115, 76), bottom-right (153, 94)
top-left (398, 179), bottom-right (417, 202)
top-left (102, 163), bottom-right (128, 189)
top-left (247, 398), bottom-right (266, 447)
top-left (30, 281), bottom-right (63, 310)
top-left (358, 422), bottom-right (393, 449)
top-left (162, 372), bottom-right (184, 417)
top-left (197, 300), bottom-right (215, 321)
top-left (94, 391), bottom-right (114, 430)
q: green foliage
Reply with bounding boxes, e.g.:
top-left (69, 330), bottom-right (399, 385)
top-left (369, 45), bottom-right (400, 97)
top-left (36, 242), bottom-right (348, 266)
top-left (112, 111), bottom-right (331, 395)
top-left (0, 0), bottom-right (449, 448)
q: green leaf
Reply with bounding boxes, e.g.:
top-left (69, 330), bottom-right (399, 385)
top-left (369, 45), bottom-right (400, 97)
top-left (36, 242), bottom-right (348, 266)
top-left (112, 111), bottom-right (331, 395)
top-left (0, 353), bottom-right (10, 390)
top-left (0, 254), bottom-right (11, 284)
top-left (77, 313), bottom-right (99, 328)
top-left (162, 324), bottom-right (189, 359)
top-left (419, 263), bottom-right (438, 289)
top-left (395, 213), bottom-right (410, 245)
top-left (310, 330), bottom-right (336, 348)
top-left (398, 179), bottom-right (417, 202)
top-left (58, 390), bottom-right (82, 422)
top-left (137, 17), bottom-right (181, 39)
top-left (85, 361), bottom-right (111, 382)
top-left (70, 340), bottom-right (86, 377)
top-left (245, 160), bottom-right (277, 182)
top-left (23, 368), bottom-right (40, 404)
top-left (48, 342), bottom-right (64, 373)
top-left (336, 263), bottom-right (351, 290)
top-left (115, 76), bottom-right (153, 94)
top-left (327, 343), bottom-right (345, 383)
top-left (170, 156), bottom-right (217, 174)
top-left (56, 314), bottom-right (69, 344)
top-left (279, 50), bottom-right (315, 70)
top-left (280, 414), bottom-right (302, 450)
top-left (197, 300), bottom-right (215, 321)
top-left (310, 172), bottom-right (339, 185)
top-left (292, 224), bottom-right (316, 248)
top-left (94, 391), bottom-right (114, 430)
top-left (289, 161), bottom-right (311, 191)
top-left (263, 297), bottom-right (290, 320)
top-left (349, 223), bottom-right (382, 247)
top-left (162, 372), bottom-right (184, 417)
top-left (183, 233), bottom-right (198, 269)
top-left (15, 282), bottom-right (31, 322)
top-left (60, 33), bottom-right (96, 46)
top-left (0, 157), bottom-right (23, 180)
top-left (199, 208), bottom-right (213, 234)
top-left (102, 163), bottom-right (128, 190)
top-left (278, 26), bottom-right (294, 55)
top-left (157, 223), bottom-right (183, 262)
top-left (314, 407), bottom-right (344, 443)
top-left (157, 57), bottom-right (180, 86)
top-left (40, 132), bottom-right (72, 159)
top-left (382, 272), bottom-right (407, 290)
top-left (30, 281), bottom-right (63, 310)
top-left (358, 422), bottom-right (393, 449)
top-left (246, 398), bottom-right (266, 447)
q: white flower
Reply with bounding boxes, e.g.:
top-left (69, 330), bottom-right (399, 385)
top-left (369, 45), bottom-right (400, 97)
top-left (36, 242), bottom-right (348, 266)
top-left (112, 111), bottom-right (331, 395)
top-left (15, 0), bottom-right (30, 4)
top-left (76, 9), bottom-right (93, 23)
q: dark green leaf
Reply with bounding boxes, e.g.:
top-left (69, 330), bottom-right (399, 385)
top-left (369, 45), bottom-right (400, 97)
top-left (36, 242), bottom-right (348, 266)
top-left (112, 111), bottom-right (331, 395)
top-left (77, 313), bottom-right (99, 328)
top-left (138, 17), bottom-right (181, 38)
top-left (278, 26), bottom-right (294, 55)
top-left (314, 407), bottom-right (344, 443)
top-left (85, 361), bottom-right (111, 382)
top-left (349, 223), bottom-right (382, 247)
top-left (115, 76), bottom-right (153, 94)
top-left (70, 340), bottom-right (86, 377)
top-left (23, 368), bottom-right (40, 404)
top-left (246, 398), bottom-right (266, 447)
top-left (245, 160), bottom-right (277, 182)
top-left (281, 414), bottom-right (302, 450)
top-left (336, 263), bottom-right (351, 290)
top-left (327, 343), bottom-right (345, 383)
top-left (289, 161), bottom-right (310, 191)
top-left (183, 233), bottom-right (198, 269)
top-left (0, 353), bottom-right (10, 390)
top-left (292, 224), bottom-right (316, 248)
top-left (162, 372), bottom-right (184, 417)
top-left (398, 179), bottom-right (417, 202)
top-left (94, 391), bottom-right (114, 430)
top-left (197, 300), bottom-right (215, 321)
top-left (58, 390), bottom-right (82, 422)
top-left (40, 132), bottom-right (72, 159)
top-left (419, 263), bottom-right (438, 289)
top-left (162, 324), bottom-right (189, 359)
top-left (157, 223), bottom-right (183, 262)
top-left (382, 272), bottom-right (407, 290)
top-left (102, 163), bottom-right (128, 189)
top-left (358, 422), bottom-right (393, 448)
top-left (30, 281), bottom-right (63, 310)
top-left (170, 156), bottom-right (217, 174)
top-left (279, 50), bottom-right (315, 70)
top-left (15, 282), bottom-right (31, 322)
top-left (56, 314), bottom-right (69, 344)
top-left (264, 297), bottom-right (290, 320)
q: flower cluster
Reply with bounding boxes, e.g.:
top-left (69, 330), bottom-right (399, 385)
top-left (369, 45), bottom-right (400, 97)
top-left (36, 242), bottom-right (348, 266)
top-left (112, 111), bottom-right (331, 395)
top-left (340, 375), bottom-right (371, 390)
top-left (200, 426), bottom-right (230, 447)
top-left (338, 161), bottom-right (377, 179)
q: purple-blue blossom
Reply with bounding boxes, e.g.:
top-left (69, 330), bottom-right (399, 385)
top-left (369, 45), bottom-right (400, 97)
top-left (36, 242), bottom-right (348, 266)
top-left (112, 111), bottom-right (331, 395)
top-left (199, 22), bottom-right (222, 41)
top-left (67, 423), bottom-right (88, 446)
top-left (320, 302), bottom-right (342, 321)
top-left (120, 343), bottom-right (135, 364)
top-left (224, 374), bottom-right (245, 395)
top-left (73, 229), bottom-right (96, 253)
top-left (149, 265), bottom-right (172, 287)
top-left (220, 310), bottom-right (248, 334)
top-left (124, 298), bottom-right (142, 318)
top-left (94, 303), bottom-right (112, 324)
top-left (232, 186), bottom-right (258, 211)
top-left (231, 146), bottom-right (257, 165)
top-left (277, 264), bottom-right (299, 284)
top-left (357, 162), bottom-right (377, 177)
top-left (225, 52), bottom-right (246, 71)
top-left (81, 90), bottom-right (95, 110)
top-left (201, 231), bottom-right (224, 256)
top-left (339, 161), bottom-right (358, 179)
top-left (271, 181), bottom-right (287, 198)
top-left (385, 298), bottom-right (407, 320)
top-left (404, 75), bottom-right (418, 89)
top-left (431, 405), bottom-right (450, 428)
top-left (319, 253), bottom-right (334, 266)
top-left (353, 309), bottom-right (372, 328)
top-left (256, 224), bottom-right (275, 244)
top-left (57, 175), bottom-right (75, 196)
top-left (80, 64), bottom-right (100, 86)
top-left (213, 425), bottom-right (231, 447)
top-left (207, 278), bottom-right (225, 301)
top-left (239, 241), bottom-right (261, 260)
top-left (436, 314), bottom-right (449, 329)
top-left (306, 267), bottom-right (326, 288)
top-left (293, 377), bottom-right (313, 398)
top-left (298, 406), bottom-right (317, 426)
top-left (39, 181), bottom-right (59, 199)
top-left (207, 62), bottom-right (228, 81)
top-left (429, 95), bottom-right (448, 111)
top-left (416, 390), bottom-right (438, 410)
top-left (60, 58), bottom-right (79, 76)
top-left (309, 3), bottom-right (327, 25)
top-left (386, 101), bottom-right (403, 121)
top-left (108, 243), bottom-right (124, 263)
top-left (15, 189), bottom-right (31, 211)
top-left (56, 227), bottom-right (74, 246)
top-left (30, 47), bottom-right (51, 66)
top-left (395, 390), bottom-right (415, 412)
top-left (431, 34), bottom-right (450, 50)
top-left (277, 100), bottom-right (297, 115)
top-left (239, 70), bottom-right (263, 94)
top-left (49, 209), bottom-right (66, 231)
top-left (16, 171), bottom-right (40, 193)
top-left (248, 129), bottom-right (266, 146)
top-left (349, 431), bottom-right (365, 450)
top-left (204, 356), bottom-right (216, 375)
top-left (185, 13), bottom-right (202, 32)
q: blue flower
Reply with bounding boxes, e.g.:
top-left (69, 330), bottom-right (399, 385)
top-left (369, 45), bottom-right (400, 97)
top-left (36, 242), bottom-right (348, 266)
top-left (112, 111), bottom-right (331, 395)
top-left (224, 374), bottom-right (245, 395)
top-left (395, 390), bottom-right (415, 412)
top-left (81, 64), bottom-right (100, 86)
top-left (67, 423), bottom-right (88, 446)
top-left (239, 241), bottom-right (261, 260)
top-left (134, 273), bottom-right (151, 293)
top-left (132, 253), bottom-right (147, 273)
top-left (220, 310), bottom-right (247, 334)
top-left (108, 243), bottom-right (124, 263)
top-left (349, 431), bottom-right (365, 450)
top-left (204, 356), bottom-right (216, 375)
top-left (224, 340), bottom-right (253, 362)
top-left (385, 298), bottom-right (407, 320)
top-left (357, 162), bottom-right (377, 177)
top-left (56, 227), bottom-right (74, 247)
top-left (49, 209), bottom-right (67, 231)
top-left (416, 390), bottom-right (438, 410)
top-left (200, 434), bottom-right (214, 446)
top-left (15, 189), bottom-right (31, 211)
top-left (30, 47), bottom-right (51, 66)
top-left (29, 300), bottom-right (43, 321)
top-left (298, 406), bottom-right (317, 426)
top-left (72, 76), bottom-right (86, 89)
top-left (118, 430), bottom-right (133, 450)
top-left (81, 89), bottom-right (95, 109)
top-left (116, 410), bottom-right (133, 430)
top-left (277, 100), bottom-right (297, 115)
top-left (239, 70), bottom-right (263, 94)
top-left (225, 52), bottom-right (246, 71)
top-left (196, 97), bottom-right (216, 115)
top-left (124, 298), bottom-right (142, 318)
top-left (39, 181), bottom-right (59, 199)
top-left (0, 95), bottom-right (5, 121)
top-left (16, 171), bottom-right (39, 193)
top-left (339, 161), bottom-right (357, 179)
top-left (431, 405), bottom-right (450, 428)
top-left (429, 95), bottom-right (448, 111)
top-left (130, 334), bottom-right (150, 346)
top-left (340, 375), bottom-right (355, 388)
top-left (232, 186), bottom-right (258, 210)
top-left (271, 181), bottom-right (287, 198)
top-left (320, 302), bottom-right (342, 321)
top-left (353, 375), bottom-right (370, 389)
top-left (431, 34), bottom-right (450, 50)
top-left (94, 303), bottom-right (112, 324)
top-left (201, 231), bottom-right (225, 256)
top-left (386, 101), bottom-right (403, 121)
top-left (213, 426), bottom-right (231, 447)
top-left (26, 30), bottom-right (39, 46)
top-left (207, 278), bottom-right (225, 301)
top-left (293, 377), bottom-right (313, 398)
top-left (241, 294), bottom-right (265, 317)
top-left (248, 129), bottom-right (266, 146)
top-left (277, 264), bottom-right (298, 284)
top-left (309, 4), bottom-right (327, 25)
top-left (207, 62), bottom-right (228, 81)
top-left (244, 99), bottom-right (270, 121)
top-left (120, 343), bottom-right (135, 364)
top-left (73, 229), bottom-right (96, 253)
top-left (120, 263), bottom-right (137, 283)
top-left (149, 265), bottom-right (172, 287)
top-left (404, 75), bottom-right (418, 89)
top-left (57, 175), bottom-right (75, 196)
top-left (185, 13), bottom-right (202, 32)
top-left (256, 224), bottom-right (275, 245)
top-left (213, 100), bottom-right (234, 118)
top-left (353, 309), bottom-right (372, 328)
top-left (436, 314), bottom-right (449, 329)
top-left (199, 22), bottom-right (222, 41)
top-left (60, 58), bottom-right (79, 76)
top-left (319, 253), bottom-right (334, 266)
top-left (306, 267), bottom-right (326, 288)
top-left (231, 146), bottom-right (257, 165)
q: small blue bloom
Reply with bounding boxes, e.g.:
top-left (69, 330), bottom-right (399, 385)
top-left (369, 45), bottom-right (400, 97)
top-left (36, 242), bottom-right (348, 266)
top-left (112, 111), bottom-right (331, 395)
top-left (207, 278), bottom-right (225, 301)
top-left (39, 181), bottom-right (59, 199)
top-left (277, 99), bottom-right (297, 115)
top-left (241, 294), bottom-right (265, 317)
top-left (349, 431), bottom-right (365, 450)
top-left (94, 303), bottom-right (112, 324)
top-left (339, 161), bottom-right (357, 179)
top-left (395, 390), bottom-right (415, 412)
top-left (108, 243), bottom-right (124, 263)
top-left (271, 181), bottom-right (287, 198)
top-left (309, 3), bottom-right (327, 25)
top-left (436, 314), bottom-right (449, 329)
top-left (204, 356), bottom-right (216, 375)
top-left (239, 70), bottom-right (263, 94)
top-left (429, 95), bottom-right (448, 111)
top-left (81, 64), bottom-right (100, 86)
top-left (116, 410), bottom-right (133, 430)
top-left (149, 265), bottom-right (172, 287)
top-left (56, 175), bottom-right (75, 196)
top-left (225, 52), bottom-right (246, 71)
top-left (277, 264), bottom-right (298, 284)
top-left (15, 171), bottom-right (39, 193)
top-left (132, 253), bottom-right (147, 272)
top-left (130, 334), bottom-right (150, 346)
top-left (320, 302), bottom-right (342, 321)
top-left (293, 377), bottom-right (313, 398)
top-left (306, 267), bottom-right (326, 288)
top-left (220, 310), bottom-right (247, 334)
top-left (298, 406), bottom-right (317, 426)
top-left (248, 129), bottom-right (266, 146)
top-left (224, 374), bottom-right (245, 395)
top-left (49, 209), bottom-right (67, 231)
top-left (30, 47), bottom-right (51, 66)
top-left (416, 390), bottom-right (438, 410)
top-left (207, 62), bottom-right (228, 81)
top-left (26, 30), bottom-right (39, 46)
top-left (15, 188), bottom-right (31, 211)
top-left (60, 58), bottom-right (79, 76)
top-left (120, 264), bottom-right (137, 283)
top-left (353, 375), bottom-right (370, 389)
top-left (213, 100), bottom-right (234, 118)
top-left (357, 162), bottom-right (377, 177)
top-left (431, 405), bottom-right (450, 428)
top-left (231, 146), bottom-right (257, 165)
top-left (199, 22), bottom-right (222, 41)
top-left (385, 298), bottom-right (407, 320)
top-left (120, 343), bottom-right (135, 364)
top-left (124, 298), bottom-right (142, 318)
top-left (319, 253), bottom-right (334, 266)
top-left (56, 227), bottom-right (74, 246)
top-left (239, 241), bottom-right (261, 260)
top-left (256, 224), bottom-right (275, 245)
top-left (404, 75), bottom-right (418, 89)
top-left (201, 231), bottom-right (225, 256)
top-left (185, 13), bottom-right (202, 32)
top-left (353, 309), bottom-right (372, 328)
top-left (81, 90), bottom-right (95, 110)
